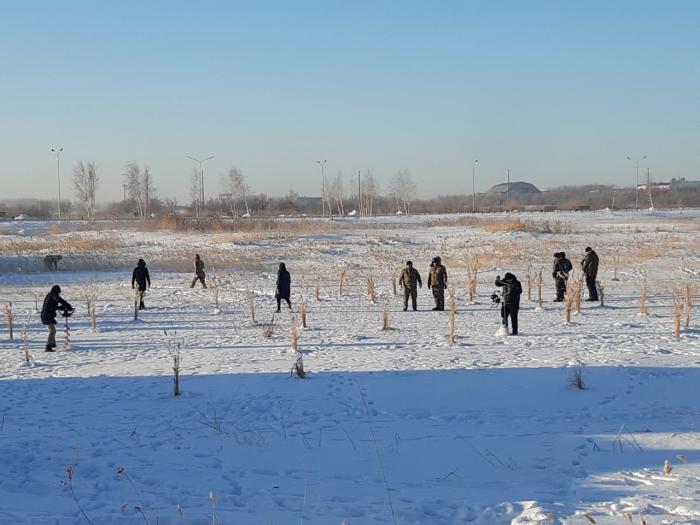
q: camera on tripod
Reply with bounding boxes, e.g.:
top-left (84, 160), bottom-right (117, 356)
top-left (60, 307), bottom-right (74, 318)
top-left (490, 292), bottom-right (500, 304)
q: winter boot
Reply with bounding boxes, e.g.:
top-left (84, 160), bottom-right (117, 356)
top-left (45, 344), bottom-right (55, 352)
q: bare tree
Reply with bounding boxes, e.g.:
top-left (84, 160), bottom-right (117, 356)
top-left (361, 170), bottom-right (379, 216)
top-left (222, 168), bottom-right (250, 217)
top-left (389, 169), bottom-right (416, 215)
top-left (124, 162), bottom-right (146, 220)
top-left (330, 171), bottom-right (345, 215)
top-left (73, 161), bottom-right (99, 221)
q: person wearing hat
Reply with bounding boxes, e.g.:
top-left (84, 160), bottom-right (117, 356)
top-left (495, 272), bottom-right (522, 335)
top-left (552, 252), bottom-right (572, 302)
top-left (398, 260), bottom-right (422, 311)
top-left (427, 256), bottom-right (448, 310)
top-left (40, 285), bottom-right (73, 352)
top-left (581, 247), bottom-right (599, 301)
top-left (275, 262), bottom-right (292, 312)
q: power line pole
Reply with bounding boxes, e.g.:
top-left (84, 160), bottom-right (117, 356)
top-left (358, 170), bottom-right (362, 217)
top-left (51, 147), bottom-right (63, 220)
top-left (471, 159), bottom-right (478, 213)
top-left (506, 168), bottom-right (511, 210)
top-left (316, 160), bottom-right (327, 216)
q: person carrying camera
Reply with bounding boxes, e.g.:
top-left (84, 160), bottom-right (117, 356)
top-left (427, 256), bottom-right (448, 310)
top-left (495, 273), bottom-right (522, 335)
top-left (552, 252), bottom-right (572, 302)
top-left (41, 285), bottom-right (73, 352)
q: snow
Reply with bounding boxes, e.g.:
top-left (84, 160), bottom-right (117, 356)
top-left (0, 210), bottom-right (699, 524)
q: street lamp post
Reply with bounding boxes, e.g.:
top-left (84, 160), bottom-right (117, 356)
top-left (316, 160), bottom-right (327, 216)
top-left (471, 159), bottom-right (479, 213)
top-left (50, 147), bottom-right (64, 220)
top-left (626, 155), bottom-right (647, 210)
top-left (186, 155), bottom-right (215, 216)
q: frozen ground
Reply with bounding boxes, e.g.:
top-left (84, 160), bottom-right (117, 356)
top-left (0, 210), bottom-right (699, 524)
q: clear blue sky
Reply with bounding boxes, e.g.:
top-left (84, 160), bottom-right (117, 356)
top-left (1, 0), bottom-right (698, 202)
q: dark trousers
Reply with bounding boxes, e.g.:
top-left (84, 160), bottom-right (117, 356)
top-left (191, 274), bottom-right (207, 288)
top-left (276, 296), bottom-right (291, 311)
top-left (46, 324), bottom-right (57, 348)
top-left (137, 288), bottom-right (146, 309)
top-left (403, 288), bottom-right (417, 310)
top-left (585, 275), bottom-right (598, 301)
top-left (501, 304), bottom-right (518, 334)
top-left (432, 287), bottom-right (445, 310)
top-left (554, 277), bottom-right (567, 301)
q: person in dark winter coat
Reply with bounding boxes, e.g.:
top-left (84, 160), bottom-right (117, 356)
top-left (581, 247), bottom-right (599, 301)
top-left (41, 285), bottom-right (73, 351)
top-left (495, 273), bottom-right (522, 335)
top-left (552, 252), bottom-right (572, 302)
top-left (398, 260), bottom-right (422, 311)
top-left (275, 262), bottom-right (291, 312)
top-left (427, 256), bottom-right (448, 310)
top-left (131, 258), bottom-right (151, 309)
top-left (191, 253), bottom-right (207, 288)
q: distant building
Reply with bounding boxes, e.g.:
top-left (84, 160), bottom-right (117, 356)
top-left (487, 181), bottom-right (541, 195)
top-left (670, 178), bottom-right (700, 190)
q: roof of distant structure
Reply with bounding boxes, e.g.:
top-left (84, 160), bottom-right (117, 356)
top-left (486, 181), bottom-right (541, 194)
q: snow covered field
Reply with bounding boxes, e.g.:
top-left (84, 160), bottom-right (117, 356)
top-left (0, 210), bottom-right (699, 524)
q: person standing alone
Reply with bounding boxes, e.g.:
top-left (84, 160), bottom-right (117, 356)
top-left (428, 256), bottom-right (448, 310)
top-left (399, 260), bottom-right (422, 311)
top-left (132, 258), bottom-right (151, 309)
top-left (41, 285), bottom-right (73, 351)
top-left (191, 253), bottom-right (207, 288)
top-left (275, 262), bottom-right (291, 312)
top-left (581, 246), bottom-right (599, 301)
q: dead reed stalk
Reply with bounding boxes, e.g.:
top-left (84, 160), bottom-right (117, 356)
top-left (211, 277), bottom-right (220, 312)
top-left (300, 301), bottom-right (307, 328)
top-left (172, 344), bottom-right (182, 396)
top-left (338, 269), bottom-right (346, 296)
top-left (466, 257), bottom-right (480, 303)
top-left (86, 283), bottom-right (97, 329)
top-left (367, 276), bottom-right (376, 303)
top-left (291, 320), bottom-right (298, 352)
top-left (612, 250), bottom-right (621, 281)
top-left (525, 262), bottom-right (532, 302)
top-left (315, 277), bottom-right (321, 301)
top-left (4, 302), bottom-right (13, 339)
top-left (535, 270), bottom-right (543, 308)
top-left (449, 287), bottom-right (456, 343)
top-left (391, 270), bottom-right (398, 296)
top-left (133, 290), bottom-right (139, 321)
top-left (382, 304), bottom-right (390, 331)
top-left (564, 280), bottom-right (576, 323)
top-left (22, 324), bottom-right (30, 364)
top-left (639, 273), bottom-right (649, 315)
top-left (596, 280), bottom-right (605, 307)
top-left (263, 316), bottom-right (275, 338)
top-left (574, 276), bottom-right (583, 314)
top-left (246, 289), bottom-right (256, 322)
top-left (673, 290), bottom-right (683, 338)
top-left (684, 282), bottom-right (694, 328)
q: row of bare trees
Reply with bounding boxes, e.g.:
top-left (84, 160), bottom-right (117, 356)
top-left (322, 169), bottom-right (416, 216)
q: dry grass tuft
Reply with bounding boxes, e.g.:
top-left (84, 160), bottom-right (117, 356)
top-left (315, 277), bottom-right (321, 301)
top-left (300, 302), bottom-right (307, 328)
top-left (4, 302), bottom-right (13, 339)
top-left (246, 290), bottom-right (256, 322)
top-left (22, 324), bottom-right (30, 364)
top-left (639, 272), bottom-right (649, 315)
top-left (338, 269), bottom-right (346, 296)
top-left (611, 250), bottom-right (621, 281)
top-left (382, 304), bottom-right (390, 331)
top-left (291, 353), bottom-right (305, 378)
top-left (673, 290), bottom-right (683, 338)
top-left (367, 276), bottom-right (376, 303)
top-left (684, 282), bottom-right (694, 328)
top-left (535, 270), bottom-right (543, 308)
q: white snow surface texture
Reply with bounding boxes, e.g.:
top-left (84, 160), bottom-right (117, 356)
top-left (1, 210), bottom-right (699, 524)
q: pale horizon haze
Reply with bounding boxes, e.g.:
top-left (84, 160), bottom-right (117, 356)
top-left (1, 1), bottom-right (698, 203)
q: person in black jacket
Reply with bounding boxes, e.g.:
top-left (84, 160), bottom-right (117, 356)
top-left (191, 253), bottom-right (207, 288)
top-left (131, 258), bottom-right (151, 309)
top-left (41, 285), bottom-right (73, 351)
top-left (552, 252), bottom-right (572, 302)
top-left (581, 247), bottom-right (599, 301)
top-left (495, 273), bottom-right (522, 335)
top-left (275, 262), bottom-right (291, 312)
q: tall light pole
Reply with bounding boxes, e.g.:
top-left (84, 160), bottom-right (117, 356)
top-left (186, 155), bottom-right (214, 213)
top-left (626, 155), bottom-right (647, 210)
top-left (316, 160), bottom-right (327, 216)
top-left (50, 147), bottom-right (64, 220)
top-left (471, 159), bottom-right (479, 213)
top-left (506, 168), bottom-right (511, 210)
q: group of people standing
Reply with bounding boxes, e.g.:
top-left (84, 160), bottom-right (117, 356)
top-left (38, 247), bottom-right (601, 349)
